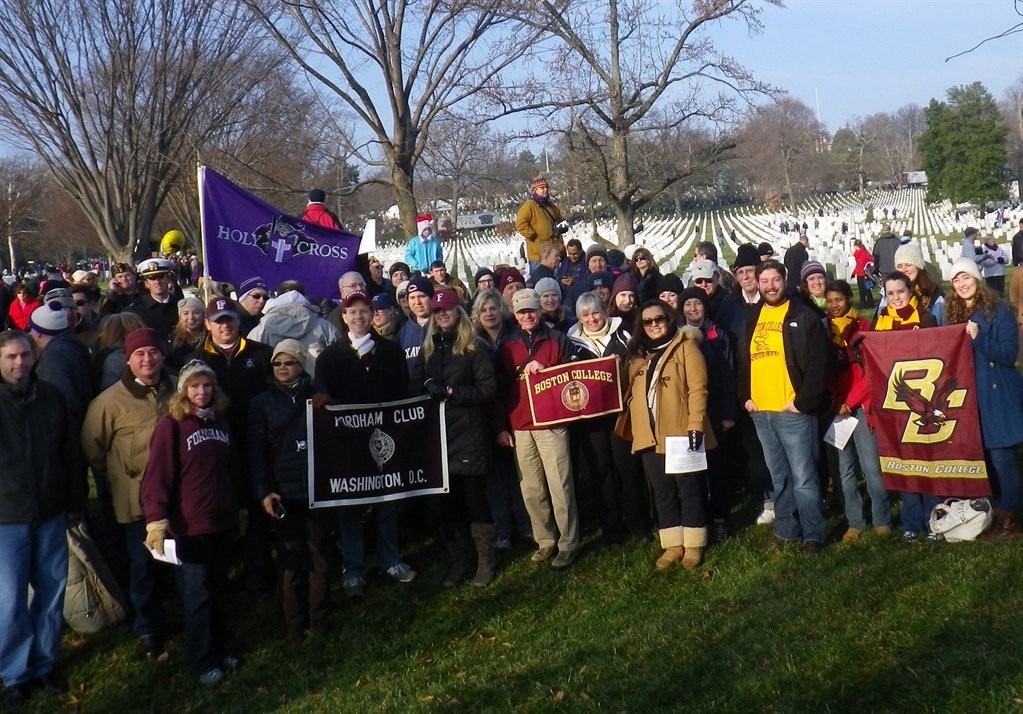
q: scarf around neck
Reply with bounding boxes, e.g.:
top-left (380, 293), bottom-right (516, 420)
top-left (875, 296), bottom-right (922, 331)
top-left (349, 332), bottom-right (375, 358)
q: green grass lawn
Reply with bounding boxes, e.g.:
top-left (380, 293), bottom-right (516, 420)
top-left (32, 505), bottom-right (1023, 713)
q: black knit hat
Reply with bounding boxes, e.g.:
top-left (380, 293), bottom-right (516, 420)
top-left (732, 243), bottom-right (761, 270)
top-left (656, 273), bottom-right (685, 296)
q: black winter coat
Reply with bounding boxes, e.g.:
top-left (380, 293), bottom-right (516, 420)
top-left (247, 375), bottom-right (326, 504)
top-left (411, 332), bottom-right (496, 476)
top-left (0, 377), bottom-right (82, 523)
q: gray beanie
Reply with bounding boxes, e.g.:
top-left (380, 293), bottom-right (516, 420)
top-left (533, 277), bottom-right (561, 297)
top-left (177, 358), bottom-right (217, 393)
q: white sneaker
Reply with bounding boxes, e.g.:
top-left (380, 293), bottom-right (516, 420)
top-left (755, 508), bottom-right (776, 526)
top-left (386, 562), bottom-right (417, 582)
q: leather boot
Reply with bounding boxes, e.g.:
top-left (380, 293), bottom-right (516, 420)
top-left (999, 509), bottom-right (1019, 539)
top-left (441, 524), bottom-right (469, 588)
top-left (470, 522), bottom-right (498, 587)
top-left (682, 527), bottom-right (708, 570)
top-left (656, 526), bottom-right (684, 571)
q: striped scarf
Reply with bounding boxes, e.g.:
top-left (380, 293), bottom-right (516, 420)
top-left (874, 296), bottom-right (923, 331)
top-left (829, 307), bottom-right (861, 348)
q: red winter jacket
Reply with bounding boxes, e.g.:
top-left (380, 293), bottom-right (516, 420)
top-left (301, 202), bottom-right (342, 230)
top-left (496, 326), bottom-right (577, 432)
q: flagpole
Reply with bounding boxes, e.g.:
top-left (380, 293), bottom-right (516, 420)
top-left (197, 163), bottom-right (211, 303)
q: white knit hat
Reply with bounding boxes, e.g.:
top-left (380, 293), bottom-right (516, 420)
top-left (29, 302), bottom-right (69, 335)
top-left (177, 359), bottom-right (217, 392)
top-left (894, 242), bottom-right (926, 270)
top-left (949, 257), bottom-right (983, 284)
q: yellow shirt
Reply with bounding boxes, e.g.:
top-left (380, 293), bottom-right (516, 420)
top-left (750, 302), bottom-right (796, 412)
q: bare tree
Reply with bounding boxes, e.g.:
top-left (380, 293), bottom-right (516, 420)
top-left (0, 157), bottom-right (47, 271)
top-left (242, 0), bottom-right (536, 238)
top-left (419, 111), bottom-right (496, 229)
top-left (736, 97), bottom-right (822, 208)
top-left (0, 0), bottom-right (282, 262)
top-left (501, 0), bottom-right (779, 246)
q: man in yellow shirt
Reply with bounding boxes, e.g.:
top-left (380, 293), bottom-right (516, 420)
top-left (738, 260), bottom-right (829, 553)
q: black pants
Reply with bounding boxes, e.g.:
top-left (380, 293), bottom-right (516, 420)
top-left (641, 450), bottom-right (707, 530)
top-left (856, 275), bottom-right (874, 307)
top-left (575, 420), bottom-right (650, 543)
top-left (175, 530), bottom-right (233, 674)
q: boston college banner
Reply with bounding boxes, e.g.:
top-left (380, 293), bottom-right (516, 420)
top-left (526, 356), bottom-right (623, 427)
top-left (307, 396), bottom-right (449, 507)
top-left (199, 166), bottom-right (361, 298)
top-left (859, 325), bottom-right (990, 497)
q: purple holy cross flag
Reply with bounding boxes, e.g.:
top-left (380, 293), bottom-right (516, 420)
top-left (199, 166), bottom-right (360, 297)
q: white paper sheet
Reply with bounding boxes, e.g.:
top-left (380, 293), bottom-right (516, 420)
top-left (664, 436), bottom-right (707, 474)
top-left (146, 538), bottom-right (182, 566)
top-left (824, 415), bottom-right (858, 450)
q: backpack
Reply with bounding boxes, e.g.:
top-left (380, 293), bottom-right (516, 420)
top-left (63, 522), bottom-right (128, 633)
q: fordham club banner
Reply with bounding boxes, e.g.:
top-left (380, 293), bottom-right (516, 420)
top-left (525, 356), bottom-right (623, 427)
top-left (307, 396), bottom-right (449, 507)
top-left (859, 325), bottom-right (990, 497)
top-left (199, 166), bottom-right (361, 297)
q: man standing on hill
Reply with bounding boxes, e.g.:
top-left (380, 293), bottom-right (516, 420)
top-left (782, 235), bottom-right (808, 291)
top-left (872, 223), bottom-right (899, 276)
top-left (738, 260), bottom-right (829, 555)
top-left (301, 188), bottom-right (342, 230)
top-left (516, 176), bottom-right (568, 274)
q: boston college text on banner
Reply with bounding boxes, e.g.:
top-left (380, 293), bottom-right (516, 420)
top-left (307, 396), bottom-right (449, 507)
top-left (525, 356), bottom-right (623, 427)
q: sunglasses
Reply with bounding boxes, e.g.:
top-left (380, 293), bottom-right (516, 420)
top-left (634, 255), bottom-right (649, 262)
top-left (74, 299), bottom-right (89, 307)
top-left (248, 293), bottom-right (268, 301)
top-left (694, 278), bottom-right (713, 285)
top-left (397, 292), bottom-right (408, 300)
top-left (642, 315), bottom-right (668, 327)
top-left (271, 360), bottom-right (300, 368)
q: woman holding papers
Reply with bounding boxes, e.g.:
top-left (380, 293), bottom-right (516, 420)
top-left (945, 257), bottom-right (1023, 537)
top-left (620, 299), bottom-right (714, 571)
top-left (824, 280), bottom-right (892, 542)
top-left (141, 360), bottom-right (241, 686)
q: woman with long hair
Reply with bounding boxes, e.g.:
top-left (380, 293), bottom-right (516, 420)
top-left (413, 289), bottom-right (498, 586)
top-left (166, 297), bottom-right (206, 371)
top-left (620, 299), bottom-right (714, 570)
top-left (470, 288), bottom-right (531, 550)
top-left (944, 258), bottom-right (1023, 536)
top-left (7, 281), bottom-right (40, 331)
top-left (141, 360), bottom-right (240, 686)
top-left (871, 271), bottom-right (938, 541)
top-left (892, 242), bottom-right (945, 325)
top-left (824, 280), bottom-right (891, 541)
top-left (93, 313), bottom-right (147, 391)
top-left (629, 247), bottom-right (661, 303)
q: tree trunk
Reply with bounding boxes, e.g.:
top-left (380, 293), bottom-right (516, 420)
top-left (391, 164), bottom-right (418, 238)
top-left (615, 200), bottom-right (636, 247)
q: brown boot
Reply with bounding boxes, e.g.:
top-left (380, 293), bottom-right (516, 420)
top-left (681, 527), bottom-right (707, 570)
top-left (470, 522), bottom-right (498, 587)
top-left (998, 510), bottom-right (1019, 539)
top-left (656, 546), bottom-right (683, 571)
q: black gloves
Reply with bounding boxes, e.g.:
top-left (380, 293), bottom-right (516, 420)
top-left (688, 430), bottom-right (703, 452)
top-left (424, 379), bottom-right (447, 399)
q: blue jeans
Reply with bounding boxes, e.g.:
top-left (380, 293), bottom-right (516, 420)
top-left (900, 492), bottom-right (942, 535)
top-left (751, 411), bottom-right (826, 544)
top-left (124, 520), bottom-right (163, 639)
top-left (484, 448), bottom-right (532, 540)
top-left (336, 501), bottom-right (400, 581)
top-left (175, 531), bottom-right (232, 674)
top-left (0, 514), bottom-right (68, 687)
top-left (987, 447), bottom-right (1021, 511)
top-left (833, 408), bottom-right (892, 530)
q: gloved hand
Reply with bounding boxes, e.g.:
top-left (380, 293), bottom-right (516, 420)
top-left (424, 378), bottom-right (447, 399)
top-left (999, 257), bottom-right (1007, 264)
top-left (311, 393), bottom-right (333, 409)
top-left (688, 430), bottom-right (703, 452)
top-left (145, 519), bottom-right (169, 556)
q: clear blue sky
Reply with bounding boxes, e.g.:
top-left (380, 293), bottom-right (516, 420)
top-left (714, 0), bottom-right (1023, 132)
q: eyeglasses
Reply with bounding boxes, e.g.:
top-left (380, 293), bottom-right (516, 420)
top-left (642, 315), bottom-right (668, 327)
top-left (694, 278), bottom-right (713, 285)
top-left (271, 360), bottom-right (300, 368)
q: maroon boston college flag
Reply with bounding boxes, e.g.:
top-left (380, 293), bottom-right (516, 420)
top-left (525, 356), bottom-right (623, 427)
top-left (859, 325), bottom-right (990, 497)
